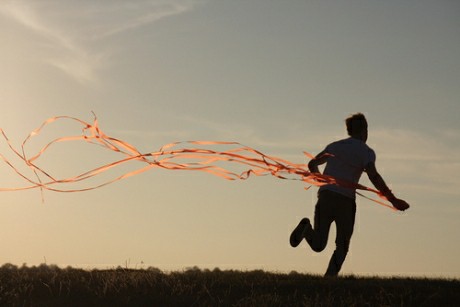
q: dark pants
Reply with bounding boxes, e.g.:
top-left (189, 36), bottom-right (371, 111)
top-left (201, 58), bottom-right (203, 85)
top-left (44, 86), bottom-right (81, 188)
top-left (306, 190), bottom-right (356, 276)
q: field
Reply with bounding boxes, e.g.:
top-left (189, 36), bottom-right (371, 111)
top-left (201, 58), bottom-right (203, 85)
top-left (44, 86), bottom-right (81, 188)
top-left (0, 264), bottom-right (458, 306)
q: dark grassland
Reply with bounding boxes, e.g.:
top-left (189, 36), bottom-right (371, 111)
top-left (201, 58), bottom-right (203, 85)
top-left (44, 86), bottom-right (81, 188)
top-left (0, 264), bottom-right (458, 306)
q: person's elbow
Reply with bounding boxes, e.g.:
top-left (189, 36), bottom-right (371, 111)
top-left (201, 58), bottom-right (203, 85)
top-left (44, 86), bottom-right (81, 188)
top-left (308, 159), bottom-right (319, 173)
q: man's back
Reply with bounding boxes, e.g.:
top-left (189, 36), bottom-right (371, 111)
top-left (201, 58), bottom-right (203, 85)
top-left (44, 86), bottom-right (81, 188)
top-left (319, 137), bottom-right (376, 199)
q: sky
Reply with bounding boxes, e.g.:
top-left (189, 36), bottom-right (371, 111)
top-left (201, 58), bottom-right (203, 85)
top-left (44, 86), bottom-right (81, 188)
top-left (0, 0), bottom-right (459, 278)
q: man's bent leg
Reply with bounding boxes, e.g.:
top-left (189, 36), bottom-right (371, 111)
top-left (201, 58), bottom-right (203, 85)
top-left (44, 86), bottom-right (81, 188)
top-left (324, 198), bottom-right (356, 276)
top-left (306, 191), bottom-right (335, 253)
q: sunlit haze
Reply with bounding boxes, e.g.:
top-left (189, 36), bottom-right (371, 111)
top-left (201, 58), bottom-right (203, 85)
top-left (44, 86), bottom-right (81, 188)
top-left (0, 0), bottom-right (459, 278)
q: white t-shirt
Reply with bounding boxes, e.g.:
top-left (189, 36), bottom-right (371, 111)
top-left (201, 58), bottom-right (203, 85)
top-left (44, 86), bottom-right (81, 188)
top-left (318, 137), bottom-right (376, 199)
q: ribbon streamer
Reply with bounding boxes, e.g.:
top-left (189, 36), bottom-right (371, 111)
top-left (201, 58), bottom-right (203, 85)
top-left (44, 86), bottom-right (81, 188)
top-left (0, 114), bottom-right (395, 210)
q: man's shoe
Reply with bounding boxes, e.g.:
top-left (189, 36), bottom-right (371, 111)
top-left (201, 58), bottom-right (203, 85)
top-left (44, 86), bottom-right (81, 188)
top-left (290, 218), bottom-right (310, 247)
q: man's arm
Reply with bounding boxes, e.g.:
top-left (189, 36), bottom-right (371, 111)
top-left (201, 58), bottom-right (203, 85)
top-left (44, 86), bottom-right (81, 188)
top-left (366, 162), bottom-right (410, 211)
top-left (308, 150), bottom-right (329, 174)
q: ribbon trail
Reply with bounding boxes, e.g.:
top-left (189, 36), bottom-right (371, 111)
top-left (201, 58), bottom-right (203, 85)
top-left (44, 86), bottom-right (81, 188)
top-left (0, 114), bottom-right (395, 210)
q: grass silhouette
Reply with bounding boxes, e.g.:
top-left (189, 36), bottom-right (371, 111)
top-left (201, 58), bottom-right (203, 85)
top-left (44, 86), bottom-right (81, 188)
top-left (0, 263), bottom-right (458, 306)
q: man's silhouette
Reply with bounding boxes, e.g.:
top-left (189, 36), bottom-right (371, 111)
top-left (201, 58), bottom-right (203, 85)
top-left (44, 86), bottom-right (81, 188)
top-left (290, 113), bottom-right (409, 277)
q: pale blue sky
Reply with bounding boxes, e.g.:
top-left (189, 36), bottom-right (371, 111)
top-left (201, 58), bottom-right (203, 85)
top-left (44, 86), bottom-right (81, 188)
top-left (0, 0), bottom-right (459, 277)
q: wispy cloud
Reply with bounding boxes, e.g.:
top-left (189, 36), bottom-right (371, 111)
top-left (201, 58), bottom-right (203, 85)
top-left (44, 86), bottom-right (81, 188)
top-left (368, 128), bottom-right (460, 196)
top-left (87, 1), bottom-right (195, 40)
top-left (0, 0), bottom-right (201, 83)
top-left (370, 128), bottom-right (460, 162)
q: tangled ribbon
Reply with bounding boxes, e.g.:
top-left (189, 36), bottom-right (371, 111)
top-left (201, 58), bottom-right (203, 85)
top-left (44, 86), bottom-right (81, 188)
top-left (0, 114), bottom-right (395, 210)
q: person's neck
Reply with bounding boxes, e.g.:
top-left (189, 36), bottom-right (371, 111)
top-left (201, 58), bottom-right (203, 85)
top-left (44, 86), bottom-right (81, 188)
top-left (350, 134), bottom-right (364, 142)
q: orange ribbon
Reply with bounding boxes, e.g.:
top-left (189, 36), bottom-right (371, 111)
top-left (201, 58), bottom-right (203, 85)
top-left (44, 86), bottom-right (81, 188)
top-left (0, 114), bottom-right (396, 210)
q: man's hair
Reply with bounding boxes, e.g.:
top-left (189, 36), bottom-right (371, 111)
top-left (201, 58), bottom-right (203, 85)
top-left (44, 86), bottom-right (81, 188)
top-left (346, 113), bottom-right (368, 136)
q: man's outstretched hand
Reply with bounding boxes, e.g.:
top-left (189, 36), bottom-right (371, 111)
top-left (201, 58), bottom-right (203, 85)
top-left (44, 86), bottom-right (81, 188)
top-left (391, 198), bottom-right (410, 211)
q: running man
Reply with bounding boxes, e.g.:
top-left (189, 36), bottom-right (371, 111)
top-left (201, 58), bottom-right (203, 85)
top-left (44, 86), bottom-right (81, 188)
top-left (290, 113), bottom-right (409, 277)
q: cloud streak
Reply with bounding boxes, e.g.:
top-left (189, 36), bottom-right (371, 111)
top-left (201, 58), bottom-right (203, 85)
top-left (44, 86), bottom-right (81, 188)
top-left (368, 128), bottom-right (460, 197)
top-left (88, 1), bottom-right (195, 40)
top-left (0, 0), bottom-right (201, 83)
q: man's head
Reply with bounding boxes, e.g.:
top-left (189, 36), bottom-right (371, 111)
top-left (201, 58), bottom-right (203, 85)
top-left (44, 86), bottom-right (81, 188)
top-left (346, 113), bottom-right (368, 142)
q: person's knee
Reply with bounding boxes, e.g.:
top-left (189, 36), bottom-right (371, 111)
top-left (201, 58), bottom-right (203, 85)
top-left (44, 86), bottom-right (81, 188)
top-left (312, 246), bottom-right (325, 253)
top-left (310, 241), bottom-right (327, 253)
